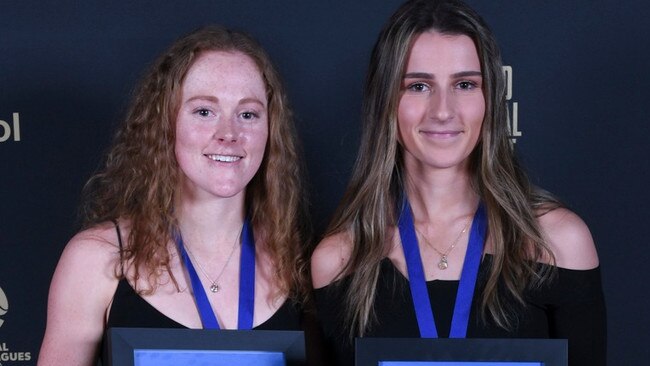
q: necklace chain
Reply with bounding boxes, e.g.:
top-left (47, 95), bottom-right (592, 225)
top-left (415, 218), bottom-right (470, 270)
top-left (183, 227), bottom-right (242, 293)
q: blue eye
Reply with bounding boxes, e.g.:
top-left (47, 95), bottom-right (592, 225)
top-left (194, 108), bottom-right (213, 117)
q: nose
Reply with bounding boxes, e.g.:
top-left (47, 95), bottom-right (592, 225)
top-left (213, 118), bottom-right (238, 143)
top-left (428, 89), bottom-right (453, 122)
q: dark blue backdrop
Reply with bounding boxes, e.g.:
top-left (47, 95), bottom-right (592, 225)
top-left (1, 1), bottom-right (648, 365)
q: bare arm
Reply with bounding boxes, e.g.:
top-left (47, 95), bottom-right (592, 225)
top-left (538, 207), bottom-right (605, 365)
top-left (38, 224), bottom-right (121, 366)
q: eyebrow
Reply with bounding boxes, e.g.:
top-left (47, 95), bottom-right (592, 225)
top-left (185, 95), bottom-right (219, 104)
top-left (184, 95), bottom-right (266, 107)
top-left (403, 71), bottom-right (482, 79)
top-left (239, 97), bottom-right (266, 108)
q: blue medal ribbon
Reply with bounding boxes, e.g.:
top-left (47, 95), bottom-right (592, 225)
top-left (176, 218), bottom-right (256, 330)
top-left (237, 219), bottom-right (255, 329)
top-left (398, 199), bottom-right (487, 338)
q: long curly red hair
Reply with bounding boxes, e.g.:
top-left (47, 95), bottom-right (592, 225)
top-left (80, 26), bottom-right (309, 301)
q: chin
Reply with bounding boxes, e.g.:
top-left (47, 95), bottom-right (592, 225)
top-left (211, 187), bottom-right (247, 199)
top-left (184, 184), bottom-right (247, 201)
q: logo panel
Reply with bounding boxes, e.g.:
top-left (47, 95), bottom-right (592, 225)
top-left (0, 287), bottom-right (7, 328)
top-left (0, 113), bottom-right (21, 143)
top-left (503, 66), bottom-right (522, 143)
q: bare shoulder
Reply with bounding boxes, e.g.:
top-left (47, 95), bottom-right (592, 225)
top-left (310, 230), bottom-right (353, 289)
top-left (39, 221), bottom-right (124, 365)
top-left (58, 222), bottom-right (123, 272)
top-left (51, 221), bottom-right (124, 304)
top-left (537, 207), bottom-right (599, 270)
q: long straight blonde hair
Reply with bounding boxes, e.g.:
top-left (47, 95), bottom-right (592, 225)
top-left (325, 0), bottom-right (558, 339)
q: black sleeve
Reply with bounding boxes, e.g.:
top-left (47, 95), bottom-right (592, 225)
top-left (313, 282), bottom-right (355, 366)
top-left (547, 266), bottom-right (607, 366)
top-left (301, 300), bottom-right (332, 366)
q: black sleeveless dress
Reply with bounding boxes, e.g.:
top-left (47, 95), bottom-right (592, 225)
top-left (99, 223), bottom-right (303, 364)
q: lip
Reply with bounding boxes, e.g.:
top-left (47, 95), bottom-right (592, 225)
top-left (419, 129), bottom-right (463, 139)
top-left (204, 154), bottom-right (243, 163)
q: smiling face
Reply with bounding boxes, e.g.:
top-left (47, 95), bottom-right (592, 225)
top-left (175, 51), bottom-right (268, 201)
top-left (398, 31), bottom-right (485, 174)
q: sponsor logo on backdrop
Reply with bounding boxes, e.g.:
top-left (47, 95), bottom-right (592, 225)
top-left (0, 113), bottom-right (21, 143)
top-left (503, 66), bottom-right (522, 143)
top-left (0, 343), bottom-right (32, 363)
top-left (0, 288), bottom-right (32, 364)
top-left (0, 287), bottom-right (7, 328)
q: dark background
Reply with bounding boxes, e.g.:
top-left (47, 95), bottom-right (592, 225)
top-left (1, 1), bottom-right (648, 364)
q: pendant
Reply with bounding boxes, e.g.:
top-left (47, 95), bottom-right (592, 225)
top-left (210, 283), bottom-right (220, 293)
top-left (438, 256), bottom-right (449, 270)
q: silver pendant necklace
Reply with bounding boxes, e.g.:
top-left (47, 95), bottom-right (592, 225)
top-left (183, 228), bottom-right (241, 293)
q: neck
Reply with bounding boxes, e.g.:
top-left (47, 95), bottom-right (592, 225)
top-left (404, 162), bottom-right (479, 223)
top-left (176, 191), bottom-right (246, 253)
